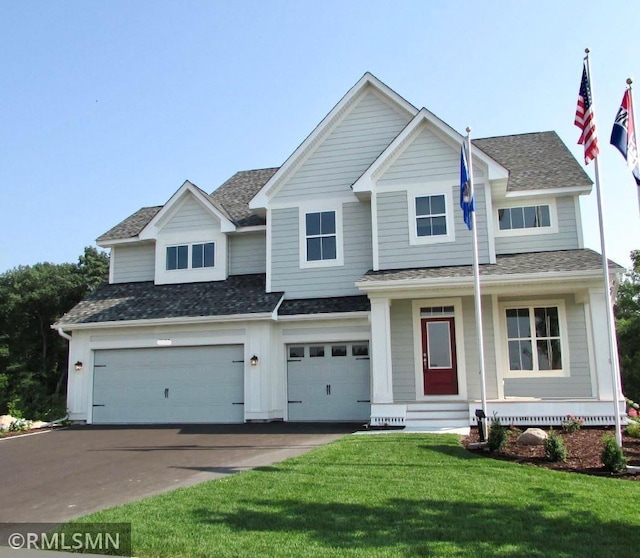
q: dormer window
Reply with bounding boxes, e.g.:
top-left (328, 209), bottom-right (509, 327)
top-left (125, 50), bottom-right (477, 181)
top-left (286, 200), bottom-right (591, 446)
top-left (166, 242), bottom-right (215, 270)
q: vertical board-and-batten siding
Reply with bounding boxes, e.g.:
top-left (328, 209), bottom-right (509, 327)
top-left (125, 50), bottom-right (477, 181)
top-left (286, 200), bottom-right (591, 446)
top-left (112, 244), bottom-right (155, 283)
top-left (376, 126), bottom-right (490, 269)
top-left (229, 232), bottom-right (266, 275)
top-left (495, 196), bottom-right (580, 254)
top-left (161, 196), bottom-right (220, 234)
top-left (270, 203), bottom-right (372, 298)
top-left (503, 295), bottom-right (592, 398)
top-left (272, 88), bottom-right (411, 203)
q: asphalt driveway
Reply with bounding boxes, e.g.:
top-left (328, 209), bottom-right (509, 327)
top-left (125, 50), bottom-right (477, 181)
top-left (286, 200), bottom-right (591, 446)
top-left (0, 423), bottom-right (358, 524)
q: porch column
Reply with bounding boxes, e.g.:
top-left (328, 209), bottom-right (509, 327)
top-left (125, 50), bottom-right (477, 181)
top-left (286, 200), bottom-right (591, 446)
top-left (588, 287), bottom-right (622, 400)
top-left (370, 297), bottom-right (394, 403)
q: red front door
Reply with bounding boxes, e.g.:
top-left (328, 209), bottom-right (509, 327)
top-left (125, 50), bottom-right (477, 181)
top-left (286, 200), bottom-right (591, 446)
top-left (422, 317), bottom-right (458, 395)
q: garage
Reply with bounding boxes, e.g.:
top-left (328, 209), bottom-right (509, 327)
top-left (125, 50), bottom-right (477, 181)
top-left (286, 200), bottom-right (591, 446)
top-left (287, 342), bottom-right (370, 421)
top-left (92, 345), bottom-right (244, 424)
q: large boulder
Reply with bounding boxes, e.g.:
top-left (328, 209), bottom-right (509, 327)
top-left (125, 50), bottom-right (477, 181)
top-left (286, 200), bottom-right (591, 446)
top-left (516, 428), bottom-right (548, 446)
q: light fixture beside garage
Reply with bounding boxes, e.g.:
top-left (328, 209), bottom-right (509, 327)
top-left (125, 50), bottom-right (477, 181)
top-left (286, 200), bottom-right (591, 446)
top-left (250, 355), bottom-right (259, 366)
top-left (74, 361), bottom-right (83, 372)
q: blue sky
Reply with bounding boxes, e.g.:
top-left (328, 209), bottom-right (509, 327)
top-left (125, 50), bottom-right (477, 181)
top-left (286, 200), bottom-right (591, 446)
top-left (2, 0), bottom-right (639, 273)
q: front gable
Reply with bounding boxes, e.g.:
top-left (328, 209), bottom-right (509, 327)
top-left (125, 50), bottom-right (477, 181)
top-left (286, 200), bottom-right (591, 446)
top-left (250, 73), bottom-right (417, 209)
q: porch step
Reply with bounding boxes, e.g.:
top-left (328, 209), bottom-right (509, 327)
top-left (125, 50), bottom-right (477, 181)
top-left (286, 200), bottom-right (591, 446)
top-left (405, 402), bottom-right (470, 431)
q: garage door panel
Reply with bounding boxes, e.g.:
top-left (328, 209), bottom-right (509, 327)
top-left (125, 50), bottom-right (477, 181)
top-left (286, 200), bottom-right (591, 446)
top-left (287, 343), bottom-right (370, 422)
top-left (92, 345), bottom-right (244, 424)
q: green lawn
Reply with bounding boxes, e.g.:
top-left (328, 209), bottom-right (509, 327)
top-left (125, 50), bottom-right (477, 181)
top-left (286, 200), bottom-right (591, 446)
top-left (76, 434), bottom-right (640, 557)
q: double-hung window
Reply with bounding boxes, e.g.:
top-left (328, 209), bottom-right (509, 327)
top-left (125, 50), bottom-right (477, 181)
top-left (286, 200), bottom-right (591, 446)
top-left (415, 195), bottom-right (447, 237)
top-left (305, 211), bottom-right (336, 262)
top-left (408, 186), bottom-right (455, 245)
top-left (504, 303), bottom-right (567, 376)
top-left (166, 242), bottom-right (215, 270)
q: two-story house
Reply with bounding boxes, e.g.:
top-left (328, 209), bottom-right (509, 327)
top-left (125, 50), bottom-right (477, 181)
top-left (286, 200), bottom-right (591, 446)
top-left (54, 73), bottom-right (624, 430)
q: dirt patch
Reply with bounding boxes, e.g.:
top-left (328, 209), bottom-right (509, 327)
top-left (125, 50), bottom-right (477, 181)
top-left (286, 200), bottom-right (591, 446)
top-left (462, 426), bottom-right (640, 479)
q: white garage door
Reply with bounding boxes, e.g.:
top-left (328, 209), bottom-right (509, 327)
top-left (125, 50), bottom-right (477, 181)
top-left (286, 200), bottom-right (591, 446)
top-left (287, 342), bottom-right (370, 421)
top-left (92, 345), bottom-right (244, 424)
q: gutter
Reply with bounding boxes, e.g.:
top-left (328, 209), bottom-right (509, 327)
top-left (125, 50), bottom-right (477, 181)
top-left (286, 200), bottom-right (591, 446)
top-left (55, 327), bottom-right (72, 341)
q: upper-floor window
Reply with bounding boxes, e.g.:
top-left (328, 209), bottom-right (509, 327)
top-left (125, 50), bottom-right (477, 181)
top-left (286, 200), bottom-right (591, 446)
top-left (166, 242), bottom-right (215, 270)
top-left (407, 186), bottom-right (455, 246)
top-left (306, 211), bottom-right (336, 262)
top-left (415, 195), bottom-right (447, 237)
top-left (498, 205), bottom-right (551, 231)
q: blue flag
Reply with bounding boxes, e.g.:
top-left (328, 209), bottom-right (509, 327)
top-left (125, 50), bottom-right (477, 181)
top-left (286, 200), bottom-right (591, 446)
top-left (610, 88), bottom-right (640, 186)
top-left (460, 144), bottom-right (474, 230)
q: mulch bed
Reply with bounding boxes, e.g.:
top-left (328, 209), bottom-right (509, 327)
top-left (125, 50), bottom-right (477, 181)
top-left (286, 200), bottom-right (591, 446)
top-left (462, 426), bottom-right (640, 480)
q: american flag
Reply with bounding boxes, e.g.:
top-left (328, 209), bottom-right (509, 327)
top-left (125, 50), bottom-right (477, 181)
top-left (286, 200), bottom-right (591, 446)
top-left (575, 61), bottom-right (599, 164)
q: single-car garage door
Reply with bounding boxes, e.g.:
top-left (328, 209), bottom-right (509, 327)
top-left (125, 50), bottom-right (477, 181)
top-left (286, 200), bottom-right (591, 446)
top-left (92, 345), bottom-right (244, 424)
top-left (287, 342), bottom-right (370, 421)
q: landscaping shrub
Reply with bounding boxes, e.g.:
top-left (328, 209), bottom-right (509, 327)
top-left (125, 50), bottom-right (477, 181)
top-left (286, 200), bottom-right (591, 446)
top-left (601, 435), bottom-right (627, 473)
top-left (561, 414), bottom-right (584, 433)
top-left (544, 429), bottom-right (568, 462)
top-left (487, 416), bottom-right (507, 452)
top-left (626, 422), bottom-right (640, 439)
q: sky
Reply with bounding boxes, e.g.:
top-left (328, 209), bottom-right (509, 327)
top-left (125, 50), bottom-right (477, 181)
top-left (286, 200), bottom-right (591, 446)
top-left (2, 0), bottom-right (639, 273)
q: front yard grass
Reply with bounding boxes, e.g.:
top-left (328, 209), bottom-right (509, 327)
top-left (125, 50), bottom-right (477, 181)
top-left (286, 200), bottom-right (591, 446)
top-left (78, 434), bottom-right (640, 557)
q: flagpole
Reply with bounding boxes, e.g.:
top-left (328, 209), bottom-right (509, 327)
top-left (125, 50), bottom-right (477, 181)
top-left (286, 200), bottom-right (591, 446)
top-left (584, 49), bottom-right (623, 446)
top-left (466, 127), bottom-right (488, 439)
top-left (627, 78), bottom-right (640, 215)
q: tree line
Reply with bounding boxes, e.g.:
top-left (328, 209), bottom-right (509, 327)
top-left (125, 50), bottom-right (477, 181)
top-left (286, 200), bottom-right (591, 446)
top-left (0, 247), bottom-right (109, 420)
top-left (0, 247), bottom-right (638, 420)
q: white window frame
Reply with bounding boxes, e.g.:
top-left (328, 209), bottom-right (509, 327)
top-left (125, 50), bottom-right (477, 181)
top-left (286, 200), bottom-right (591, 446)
top-left (165, 241), bottom-right (216, 271)
top-left (299, 203), bottom-right (344, 269)
top-left (494, 198), bottom-right (558, 237)
top-left (407, 184), bottom-right (456, 246)
top-left (499, 299), bottom-right (570, 378)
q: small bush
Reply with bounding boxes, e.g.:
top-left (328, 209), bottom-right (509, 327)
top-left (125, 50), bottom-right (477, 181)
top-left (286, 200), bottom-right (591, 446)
top-left (561, 414), bottom-right (584, 433)
top-left (8, 419), bottom-right (30, 432)
top-left (487, 416), bottom-right (508, 452)
top-left (544, 429), bottom-right (568, 462)
top-left (626, 422), bottom-right (640, 439)
top-left (601, 435), bottom-right (627, 473)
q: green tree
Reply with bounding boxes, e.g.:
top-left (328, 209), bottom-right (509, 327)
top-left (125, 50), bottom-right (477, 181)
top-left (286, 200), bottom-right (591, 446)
top-left (0, 247), bottom-right (108, 419)
top-left (616, 250), bottom-right (640, 402)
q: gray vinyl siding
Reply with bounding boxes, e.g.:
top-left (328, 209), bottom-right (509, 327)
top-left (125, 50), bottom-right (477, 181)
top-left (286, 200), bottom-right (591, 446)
top-left (390, 300), bottom-right (416, 401)
top-left (111, 244), bottom-right (155, 283)
top-left (462, 296), bottom-right (498, 400)
top-left (377, 184), bottom-right (491, 269)
top-left (378, 126), bottom-right (485, 185)
top-left (495, 196), bottom-right (580, 254)
top-left (161, 197), bottom-right (220, 233)
top-left (270, 202), bottom-right (372, 298)
top-left (503, 295), bottom-right (592, 398)
top-left (229, 232), bottom-right (266, 275)
top-left (273, 89), bottom-right (410, 203)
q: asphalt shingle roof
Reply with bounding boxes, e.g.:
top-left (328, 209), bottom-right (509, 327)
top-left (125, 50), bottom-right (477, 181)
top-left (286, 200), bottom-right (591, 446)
top-left (209, 167), bottom-right (279, 227)
top-left (473, 131), bottom-right (592, 191)
top-left (96, 206), bottom-right (162, 242)
top-left (279, 295), bottom-right (370, 316)
top-left (55, 274), bottom-right (284, 326)
top-left (359, 249), bottom-right (622, 283)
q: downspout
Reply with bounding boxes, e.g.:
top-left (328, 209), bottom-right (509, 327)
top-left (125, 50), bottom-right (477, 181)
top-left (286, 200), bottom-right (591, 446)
top-left (55, 327), bottom-right (72, 342)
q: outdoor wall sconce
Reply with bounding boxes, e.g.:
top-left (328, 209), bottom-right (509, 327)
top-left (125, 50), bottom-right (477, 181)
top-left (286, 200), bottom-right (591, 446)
top-left (250, 355), bottom-right (259, 366)
top-left (74, 361), bottom-right (84, 372)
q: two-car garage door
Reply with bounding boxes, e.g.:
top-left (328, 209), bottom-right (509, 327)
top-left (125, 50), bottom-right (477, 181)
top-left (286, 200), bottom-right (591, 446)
top-left (92, 345), bottom-right (244, 424)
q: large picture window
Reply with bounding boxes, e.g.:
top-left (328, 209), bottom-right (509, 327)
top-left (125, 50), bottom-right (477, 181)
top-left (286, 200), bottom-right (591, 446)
top-left (305, 211), bottom-right (337, 262)
top-left (505, 305), bottom-right (563, 373)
